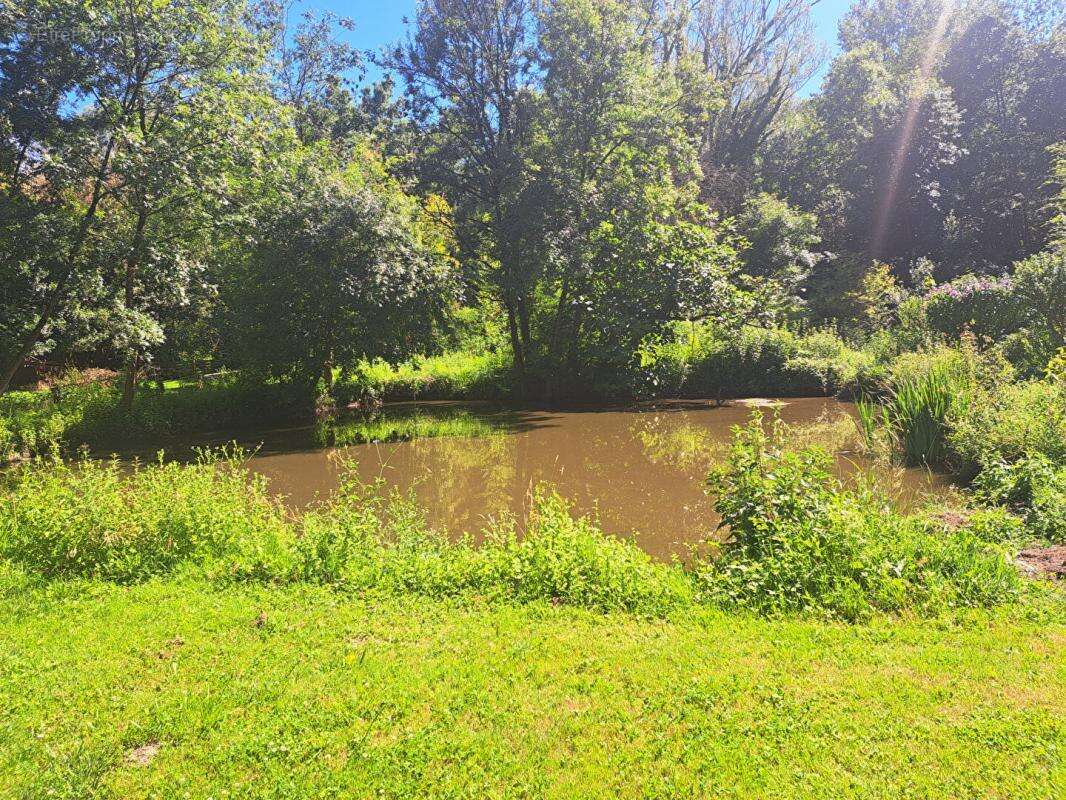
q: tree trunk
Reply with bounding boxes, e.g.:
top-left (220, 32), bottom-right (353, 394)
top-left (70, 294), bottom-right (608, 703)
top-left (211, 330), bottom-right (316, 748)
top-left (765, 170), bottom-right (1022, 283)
top-left (0, 295), bottom-right (60, 393)
top-left (117, 207), bottom-right (149, 414)
top-left (505, 301), bottom-right (525, 387)
top-left (120, 354), bottom-right (140, 414)
top-left (518, 296), bottom-right (531, 359)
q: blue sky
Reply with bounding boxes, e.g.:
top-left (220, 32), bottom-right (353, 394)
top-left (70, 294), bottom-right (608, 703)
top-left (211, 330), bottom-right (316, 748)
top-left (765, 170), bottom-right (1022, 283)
top-left (305, 0), bottom-right (852, 97)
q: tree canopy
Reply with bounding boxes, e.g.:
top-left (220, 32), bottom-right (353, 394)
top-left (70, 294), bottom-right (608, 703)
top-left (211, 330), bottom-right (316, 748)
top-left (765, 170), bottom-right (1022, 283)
top-left (2, 0), bottom-right (1063, 401)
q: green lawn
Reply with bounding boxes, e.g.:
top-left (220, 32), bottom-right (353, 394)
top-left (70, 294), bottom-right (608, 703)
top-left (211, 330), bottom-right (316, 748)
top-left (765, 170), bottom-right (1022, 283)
top-left (1, 574), bottom-right (1062, 799)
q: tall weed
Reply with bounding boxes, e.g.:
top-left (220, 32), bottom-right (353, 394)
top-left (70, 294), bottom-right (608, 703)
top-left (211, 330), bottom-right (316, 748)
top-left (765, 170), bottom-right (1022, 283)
top-left (698, 414), bottom-right (1024, 620)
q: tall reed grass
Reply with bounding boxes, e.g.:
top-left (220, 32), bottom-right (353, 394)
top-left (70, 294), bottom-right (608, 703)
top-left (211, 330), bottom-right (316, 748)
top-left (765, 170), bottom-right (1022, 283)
top-left (857, 365), bottom-right (970, 465)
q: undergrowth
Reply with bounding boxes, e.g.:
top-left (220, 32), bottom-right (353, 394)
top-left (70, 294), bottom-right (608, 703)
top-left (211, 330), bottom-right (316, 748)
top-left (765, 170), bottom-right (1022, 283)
top-left (0, 416), bottom-right (1046, 621)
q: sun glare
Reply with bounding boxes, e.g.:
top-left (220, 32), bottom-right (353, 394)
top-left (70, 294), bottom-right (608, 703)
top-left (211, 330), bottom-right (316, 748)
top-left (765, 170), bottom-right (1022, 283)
top-left (871, 0), bottom-right (958, 259)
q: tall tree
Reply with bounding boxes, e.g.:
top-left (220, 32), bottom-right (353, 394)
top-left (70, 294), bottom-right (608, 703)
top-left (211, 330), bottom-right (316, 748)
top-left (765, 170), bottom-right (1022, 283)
top-left (531, 0), bottom-right (708, 386)
top-left (384, 0), bottom-right (540, 381)
top-left (222, 142), bottom-right (458, 394)
top-left (681, 0), bottom-right (825, 209)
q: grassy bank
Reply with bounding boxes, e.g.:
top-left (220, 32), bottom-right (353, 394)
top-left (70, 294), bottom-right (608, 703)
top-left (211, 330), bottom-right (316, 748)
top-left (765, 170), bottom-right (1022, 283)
top-left (1, 410), bottom-right (1062, 798)
top-left (0, 379), bottom-right (307, 460)
top-left (1, 572), bottom-right (1062, 799)
top-left (343, 350), bottom-right (514, 403)
top-left (1, 415), bottom-right (1053, 618)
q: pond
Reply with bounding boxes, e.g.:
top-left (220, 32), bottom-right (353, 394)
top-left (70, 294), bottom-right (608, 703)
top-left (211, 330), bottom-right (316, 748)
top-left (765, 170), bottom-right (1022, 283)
top-left (119, 397), bottom-right (952, 559)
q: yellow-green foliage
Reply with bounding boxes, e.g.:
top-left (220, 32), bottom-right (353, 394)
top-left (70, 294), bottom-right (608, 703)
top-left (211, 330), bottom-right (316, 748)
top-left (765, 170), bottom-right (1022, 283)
top-left (0, 450), bottom-right (294, 582)
top-left (318, 407), bottom-right (506, 446)
top-left (640, 324), bottom-right (875, 398)
top-left (348, 350), bottom-right (512, 401)
top-left (700, 415), bottom-right (1024, 620)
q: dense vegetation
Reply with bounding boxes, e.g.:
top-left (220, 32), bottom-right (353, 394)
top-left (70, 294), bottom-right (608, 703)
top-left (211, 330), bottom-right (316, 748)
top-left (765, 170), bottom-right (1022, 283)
top-left (2, 0), bottom-right (1063, 407)
top-left (1, 0), bottom-right (1063, 793)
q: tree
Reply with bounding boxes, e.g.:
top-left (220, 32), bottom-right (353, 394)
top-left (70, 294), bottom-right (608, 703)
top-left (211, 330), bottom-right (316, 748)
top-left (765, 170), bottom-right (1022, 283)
top-left (679, 0), bottom-right (825, 209)
top-left (223, 143), bottom-right (458, 397)
top-left (531, 0), bottom-right (706, 384)
top-left (384, 0), bottom-right (540, 381)
top-left (260, 5), bottom-right (365, 146)
top-left (0, 0), bottom-right (264, 395)
top-left (936, 5), bottom-right (1065, 268)
top-left (762, 39), bottom-right (965, 268)
top-left (734, 192), bottom-right (821, 307)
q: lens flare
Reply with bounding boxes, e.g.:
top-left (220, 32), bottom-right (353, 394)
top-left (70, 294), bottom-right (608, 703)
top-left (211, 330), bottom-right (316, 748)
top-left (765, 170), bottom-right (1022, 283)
top-left (870, 0), bottom-right (956, 260)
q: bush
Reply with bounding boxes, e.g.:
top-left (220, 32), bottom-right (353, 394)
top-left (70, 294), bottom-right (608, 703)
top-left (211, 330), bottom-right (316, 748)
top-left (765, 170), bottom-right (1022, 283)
top-left (924, 274), bottom-right (1023, 342)
top-left (1013, 249), bottom-right (1066, 355)
top-left (0, 390), bottom-right (73, 459)
top-left (947, 379), bottom-right (1066, 471)
top-left (0, 430), bottom-right (1034, 619)
top-left (785, 329), bottom-right (875, 397)
top-left (0, 450), bottom-right (294, 582)
top-left (297, 480), bottom-right (693, 614)
top-left (0, 452), bottom-right (691, 614)
top-left (639, 324), bottom-right (869, 399)
top-left (699, 416), bottom-right (874, 620)
top-left (343, 350), bottom-right (513, 402)
top-left (697, 415), bottom-right (1024, 620)
top-left (972, 454), bottom-right (1066, 543)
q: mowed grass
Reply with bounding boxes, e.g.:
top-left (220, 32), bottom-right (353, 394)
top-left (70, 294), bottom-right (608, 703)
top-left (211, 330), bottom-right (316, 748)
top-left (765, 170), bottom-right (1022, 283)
top-left (1, 572), bottom-right (1063, 799)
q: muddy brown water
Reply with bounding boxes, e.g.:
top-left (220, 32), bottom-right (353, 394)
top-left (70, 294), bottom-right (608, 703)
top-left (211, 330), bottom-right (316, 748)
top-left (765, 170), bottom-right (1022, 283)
top-left (113, 397), bottom-right (952, 560)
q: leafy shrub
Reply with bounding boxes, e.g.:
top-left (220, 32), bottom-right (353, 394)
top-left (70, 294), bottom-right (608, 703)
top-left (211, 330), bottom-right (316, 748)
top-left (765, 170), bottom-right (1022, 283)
top-left (0, 390), bottom-right (72, 459)
top-left (947, 380), bottom-right (1066, 471)
top-left (972, 454), bottom-right (1065, 543)
top-left (1013, 249), bottom-right (1066, 355)
top-left (697, 415), bottom-right (1023, 620)
top-left (640, 324), bottom-right (869, 398)
top-left (784, 329), bottom-right (874, 397)
top-left (300, 480), bottom-right (693, 614)
top-left (924, 274), bottom-right (1023, 341)
top-left (0, 430), bottom-right (1033, 618)
top-left (0, 452), bottom-right (691, 614)
top-left (69, 378), bottom-right (308, 444)
top-left (484, 490), bottom-right (694, 612)
top-left (344, 350), bottom-right (513, 402)
top-left (699, 416), bottom-right (874, 620)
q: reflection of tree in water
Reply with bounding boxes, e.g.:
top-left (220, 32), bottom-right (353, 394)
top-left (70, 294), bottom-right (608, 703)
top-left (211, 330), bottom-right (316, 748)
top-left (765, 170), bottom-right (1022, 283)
top-left (631, 414), bottom-right (728, 473)
top-left (399, 433), bottom-right (519, 535)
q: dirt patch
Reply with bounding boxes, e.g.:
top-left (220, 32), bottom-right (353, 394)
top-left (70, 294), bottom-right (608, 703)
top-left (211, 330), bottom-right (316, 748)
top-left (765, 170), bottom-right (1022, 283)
top-left (125, 742), bottom-right (160, 766)
top-left (157, 636), bottom-right (184, 660)
top-left (1016, 546), bottom-right (1066, 579)
top-left (931, 510), bottom-right (970, 530)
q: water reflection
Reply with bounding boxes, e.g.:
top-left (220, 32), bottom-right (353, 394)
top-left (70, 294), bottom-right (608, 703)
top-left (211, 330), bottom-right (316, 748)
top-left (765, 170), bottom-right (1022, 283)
top-left (238, 398), bottom-right (951, 559)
